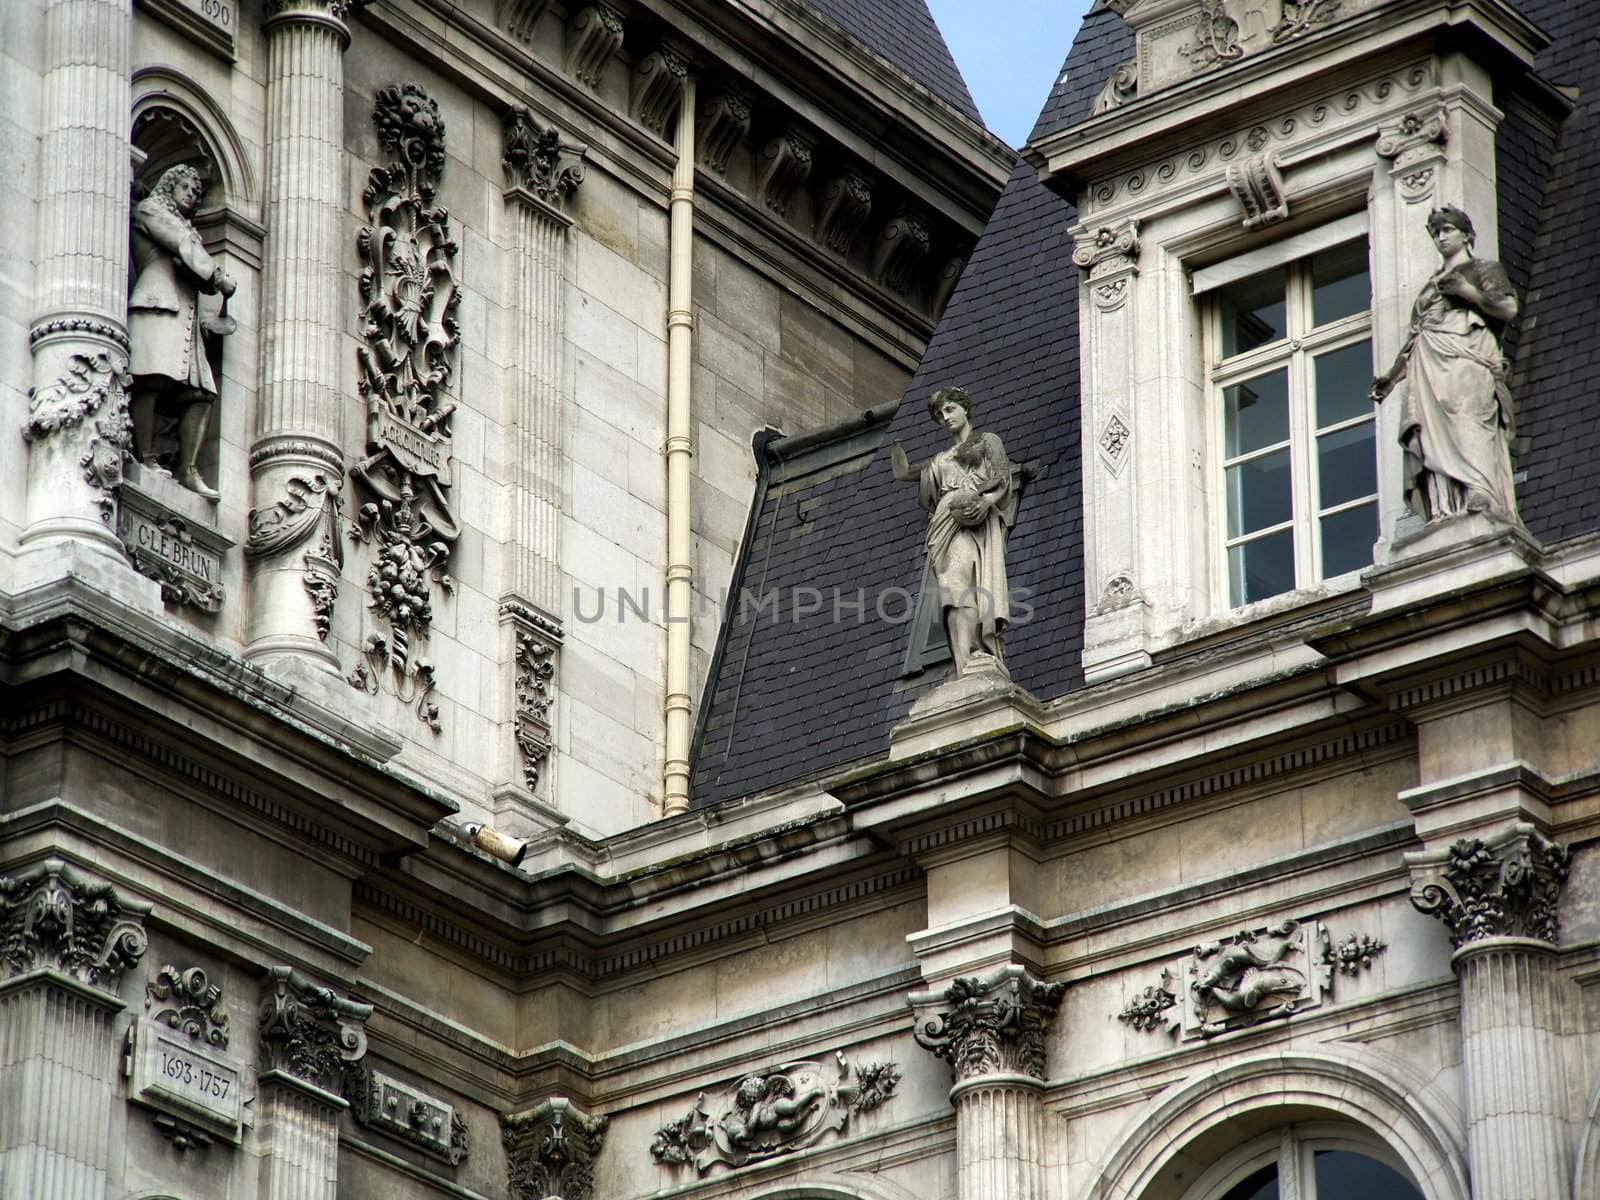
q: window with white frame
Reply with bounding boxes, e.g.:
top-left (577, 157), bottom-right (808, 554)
top-left (1196, 217), bottom-right (1377, 609)
top-left (1185, 1125), bottom-right (1424, 1200)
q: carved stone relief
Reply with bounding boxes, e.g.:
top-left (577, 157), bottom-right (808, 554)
top-left (506, 1097), bottom-right (606, 1200)
top-left (130, 963), bottom-right (244, 1145)
top-left (503, 107), bottom-right (588, 213)
top-left (1099, 412), bottom-right (1132, 472)
top-left (874, 210), bottom-right (931, 296)
top-left (932, 254), bottom-right (966, 313)
top-left (0, 857), bottom-right (150, 990)
top-left (146, 965), bottom-right (229, 1046)
top-left (22, 350), bottom-right (133, 526)
top-left (1182, 0), bottom-right (1341, 73)
top-left (257, 965), bottom-right (370, 1094)
top-left (1376, 106), bottom-right (1448, 204)
top-left (567, 4), bottom-right (625, 89)
top-left (1092, 59), bottom-right (1138, 114)
top-left (1072, 220), bottom-right (1141, 280)
top-left (697, 86), bottom-right (753, 174)
top-left (652, 1051), bottom-right (898, 1175)
top-left (1225, 152), bottom-right (1288, 229)
top-left (1408, 825), bottom-right (1569, 947)
top-left (1119, 917), bottom-right (1385, 1039)
top-left (246, 471), bottom-right (343, 641)
top-left (513, 620), bottom-right (558, 790)
top-left (497, 0), bottom-right (547, 46)
top-left (120, 466), bottom-right (235, 612)
top-left (816, 171), bottom-right (873, 255)
top-left (756, 126), bottom-right (815, 216)
top-left (633, 44), bottom-right (689, 135)
top-left (346, 1062), bottom-right (469, 1164)
top-left (348, 82), bottom-right (461, 730)
top-left (913, 969), bottom-right (1065, 1081)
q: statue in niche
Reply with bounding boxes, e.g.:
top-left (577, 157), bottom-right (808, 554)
top-left (1371, 206), bottom-right (1520, 525)
top-left (129, 163), bottom-right (236, 501)
top-left (891, 386), bottom-right (1017, 679)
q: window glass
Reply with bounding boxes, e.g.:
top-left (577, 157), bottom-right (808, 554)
top-left (1219, 268), bottom-right (1288, 357)
top-left (1227, 449), bottom-right (1292, 539)
top-left (1228, 528), bottom-right (1294, 607)
top-left (1218, 1163), bottom-right (1280, 1200)
top-left (1224, 369), bottom-right (1290, 457)
top-left (1320, 502), bottom-right (1378, 578)
top-left (1311, 239), bottom-right (1370, 327)
top-left (1313, 341), bottom-right (1373, 429)
top-left (1316, 424), bottom-right (1377, 509)
top-left (1312, 1150), bottom-right (1423, 1198)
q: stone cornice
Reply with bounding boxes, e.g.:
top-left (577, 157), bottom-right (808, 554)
top-left (1025, 0), bottom-right (1547, 195)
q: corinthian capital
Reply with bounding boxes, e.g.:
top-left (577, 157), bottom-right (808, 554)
top-left (258, 966), bottom-right (371, 1093)
top-left (911, 966), bottom-right (1065, 1082)
top-left (0, 857), bottom-right (151, 993)
top-left (1407, 822), bottom-right (1570, 948)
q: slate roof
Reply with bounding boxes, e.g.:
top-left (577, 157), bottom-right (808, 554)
top-left (799, 0), bottom-right (982, 121)
top-left (690, 0), bottom-right (1600, 810)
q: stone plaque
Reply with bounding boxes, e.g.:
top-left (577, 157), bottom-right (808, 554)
top-left (375, 410), bottom-right (452, 483)
top-left (348, 1064), bottom-right (467, 1164)
top-left (119, 464), bottom-right (234, 612)
top-left (138, 0), bottom-right (236, 59)
top-left (130, 1021), bottom-right (244, 1142)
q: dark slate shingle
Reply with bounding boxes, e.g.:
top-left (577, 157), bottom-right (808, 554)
top-left (799, 0), bottom-right (981, 121)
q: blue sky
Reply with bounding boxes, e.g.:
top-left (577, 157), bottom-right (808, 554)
top-left (929, 0), bottom-right (1098, 147)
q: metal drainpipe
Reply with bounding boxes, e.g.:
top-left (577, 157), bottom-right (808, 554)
top-left (662, 73), bottom-right (697, 818)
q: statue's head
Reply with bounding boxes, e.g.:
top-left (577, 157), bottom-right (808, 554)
top-left (735, 1077), bottom-right (766, 1109)
top-left (151, 164), bottom-right (205, 214)
top-left (1426, 205), bottom-right (1475, 246)
top-left (927, 385), bottom-right (972, 424)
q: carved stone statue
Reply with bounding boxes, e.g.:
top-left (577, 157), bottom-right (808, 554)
top-left (1372, 206), bottom-right (1520, 524)
top-left (722, 1073), bottom-right (826, 1151)
top-left (891, 386), bottom-right (1017, 678)
top-left (129, 164), bottom-right (236, 500)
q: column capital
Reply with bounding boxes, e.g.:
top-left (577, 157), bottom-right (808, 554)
top-left (264, 0), bottom-right (354, 42)
top-left (504, 1097), bottom-right (607, 1200)
top-left (257, 966), bottom-right (371, 1095)
top-left (1407, 821), bottom-right (1570, 949)
top-left (911, 965), bottom-right (1065, 1083)
top-left (0, 857), bottom-right (151, 996)
top-left (502, 107), bottom-right (587, 221)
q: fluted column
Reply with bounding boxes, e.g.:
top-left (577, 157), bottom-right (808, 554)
top-left (911, 967), bottom-right (1065, 1200)
top-left (255, 966), bottom-right (370, 1200)
top-left (20, 0), bottom-right (134, 552)
top-left (245, 0), bottom-right (352, 670)
top-left (1408, 823), bottom-right (1572, 1200)
top-left (0, 859), bottom-right (151, 1200)
top-left (497, 110), bottom-right (586, 807)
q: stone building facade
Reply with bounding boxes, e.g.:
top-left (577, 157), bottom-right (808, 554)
top-left (2, 0), bottom-right (1599, 1199)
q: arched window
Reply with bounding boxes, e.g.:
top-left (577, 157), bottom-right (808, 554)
top-left (1189, 1124), bottom-right (1423, 1200)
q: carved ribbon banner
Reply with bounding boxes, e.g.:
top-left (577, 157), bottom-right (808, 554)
top-left (349, 82), bottom-right (461, 728)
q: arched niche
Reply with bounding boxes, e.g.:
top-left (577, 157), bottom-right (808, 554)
top-left (132, 66), bottom-right (262, 269)
top-left (1086, 1047), bottom-right (1469, 1200)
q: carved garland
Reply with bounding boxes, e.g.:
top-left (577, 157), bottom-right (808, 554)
top-left (247, 473), bottom-right (345, 641)
top-left (22, 351), bottom-right (134, 525)
top-left (349, 82), bottom-right (461, 730)
top-left (0, 857), bottom-right (150, 990)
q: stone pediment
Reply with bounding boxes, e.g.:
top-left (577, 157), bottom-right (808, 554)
top-left (1098, 0), bottom-right (1382, 110)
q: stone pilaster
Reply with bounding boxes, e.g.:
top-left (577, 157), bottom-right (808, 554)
top-left (911, 966), bottom-right (1064, 1200)
top-left (245, 0), bottom-right (352, 670)
top-left (21, 0), bottom-right (134, 553)
top-left (498, 110), bottom-right (584, 813)
top-left (0, 859), bottom-right (150, 1200)
top-left (255, 966), bottom-right (370, 1200)
top-left (1408, 823), bottom-right (1572, 1200)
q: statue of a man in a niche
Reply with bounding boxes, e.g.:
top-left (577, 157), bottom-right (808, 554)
top-left (129, 163), bottom-right (237, 501)
top-left (1371, 205), bottom-right (1521, 524)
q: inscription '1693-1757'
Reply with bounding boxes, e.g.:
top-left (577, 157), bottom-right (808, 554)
top-left (130, 1024), bottom-right (244, 1142)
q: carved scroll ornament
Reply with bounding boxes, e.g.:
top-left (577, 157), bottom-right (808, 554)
top-left (0, 857), bottom-right (150, 991)
top-left (257, 965), bottom-right (370, 1093)
top-left (913, 968), bottom-right (1065, 1081)
top-left (651, 1052), bottom-right (898, 1175)
top-left (146, 964), bottom-right (230, 1046)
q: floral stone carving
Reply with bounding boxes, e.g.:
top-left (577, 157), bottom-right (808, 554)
top-left (652, 1052), bottom-right (898, 1175)
top-left (503, 108), bottom-right (587, 213)
top-left (23, 351), bottom-right (134, 525)
top-left (0, 857), bottom-right (150, 991)
top-left (146, 965), bottom-right (229, 1046)
top-left (350, 82), bottom-right (461, 729)
top-left (506, 1097), bottom-right (606, 1200)
top-left (913, 967), bottom-right (1065, 1081)
top-left (1121, 917), bottom-right (1386, 1039)
top-left (1408, 823), bottom-right (1570, 948)
top-left (257, 965), bottom-right (370, 1094)
top-left (514, 623), bottom-right (557, 789)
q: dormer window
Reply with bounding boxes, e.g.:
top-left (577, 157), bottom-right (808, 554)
top-left (1196, 219), bottom-right (1376, 608)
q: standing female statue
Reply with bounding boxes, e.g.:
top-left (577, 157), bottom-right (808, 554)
top-left (891, 386), bottom-right (1017, 678)
top-left (1371, 206), bottom-right (1520, 523)
top-left (129, 163), bottom-right (237, 500)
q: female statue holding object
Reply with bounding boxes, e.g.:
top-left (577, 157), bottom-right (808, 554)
top-left (1371, 206), bottom-right (1520, 523)
top-left (891, 386), bottom-right (1017, 678)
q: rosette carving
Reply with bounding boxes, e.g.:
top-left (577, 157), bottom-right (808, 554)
top-left (0, 858), bottom-right (150, 991)
top-left (1409, 823), bottom-right (1570, 948)
top-left (912, 967), bottom-right (1065, 1081)
top-left (257, 965), bottom-right (370, 1093)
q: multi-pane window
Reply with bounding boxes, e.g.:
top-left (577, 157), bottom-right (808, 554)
top-left (1205, 235), bottom-right (1376, 609)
